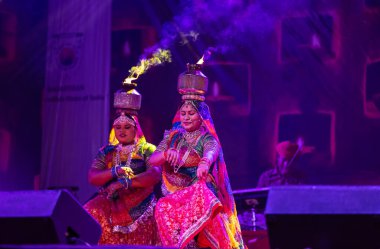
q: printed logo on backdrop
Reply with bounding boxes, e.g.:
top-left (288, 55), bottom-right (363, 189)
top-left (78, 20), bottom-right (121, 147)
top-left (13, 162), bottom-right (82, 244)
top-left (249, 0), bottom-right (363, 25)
top-left (44, 32), bottom-right (104, 103)
top-left (46, 32), bottom-right (84, 93)
top-left (49, 32), bottom-right (83, 71)
top-left (57, 43), bottom-right (79, 70)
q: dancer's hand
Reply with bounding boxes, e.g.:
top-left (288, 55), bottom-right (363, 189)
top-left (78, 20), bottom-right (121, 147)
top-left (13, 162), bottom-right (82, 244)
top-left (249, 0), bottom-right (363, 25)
top-left (165, 148), bottom-right (180, 166)
top-left (105, 181), bottom-right (122, 196)
top-left (197, 162), bottom-right (209, 180)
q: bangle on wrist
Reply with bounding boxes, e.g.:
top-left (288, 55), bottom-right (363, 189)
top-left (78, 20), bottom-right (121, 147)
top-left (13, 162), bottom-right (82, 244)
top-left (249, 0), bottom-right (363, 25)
top-left (111, 166), bottom-right (118, 179)
top-left (200, 157), bottom-right (212, 167)
top-left (118, 177), bottom-right (132, 189)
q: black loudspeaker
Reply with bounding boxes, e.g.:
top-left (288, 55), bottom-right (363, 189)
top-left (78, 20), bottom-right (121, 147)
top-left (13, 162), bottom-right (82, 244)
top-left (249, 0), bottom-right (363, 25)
top-left (0, 190), bottom-right (101, 245)
top-left (265, 186), bottom-right (380, 249)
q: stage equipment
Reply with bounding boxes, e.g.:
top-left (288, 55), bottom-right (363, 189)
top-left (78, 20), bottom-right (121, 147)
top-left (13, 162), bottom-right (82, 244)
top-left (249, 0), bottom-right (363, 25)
top-left (265, 186), bottom-right (380, 249)
top-left (0, 190), bottom-right (101, 245)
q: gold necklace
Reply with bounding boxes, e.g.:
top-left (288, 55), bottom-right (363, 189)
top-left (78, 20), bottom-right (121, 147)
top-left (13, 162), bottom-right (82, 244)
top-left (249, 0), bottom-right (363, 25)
top-left (115, 143), bottom-right (135, 167)
top-left (183, 129), bottom-right (201, 143)
top-left (173, 130), bottom-right (202, 173)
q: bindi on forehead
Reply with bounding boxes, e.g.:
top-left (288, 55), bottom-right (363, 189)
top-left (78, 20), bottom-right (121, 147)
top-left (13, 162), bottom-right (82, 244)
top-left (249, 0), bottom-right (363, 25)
top-left (181, 104), bottom-right (195, 111)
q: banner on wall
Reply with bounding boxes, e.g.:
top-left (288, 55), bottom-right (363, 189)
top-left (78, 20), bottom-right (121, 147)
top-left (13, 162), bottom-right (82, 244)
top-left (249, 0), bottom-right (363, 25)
top-left (41, 0), bottom-right (111, 203)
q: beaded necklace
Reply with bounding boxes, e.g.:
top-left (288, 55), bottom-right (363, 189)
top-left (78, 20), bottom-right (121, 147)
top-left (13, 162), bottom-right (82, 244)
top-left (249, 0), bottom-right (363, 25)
top-left (173, 129), bottom-right (202, 173)
top-left (115, 143), bottom-right (135, 167)
top-left (183, 129), bottom-right (201, 143)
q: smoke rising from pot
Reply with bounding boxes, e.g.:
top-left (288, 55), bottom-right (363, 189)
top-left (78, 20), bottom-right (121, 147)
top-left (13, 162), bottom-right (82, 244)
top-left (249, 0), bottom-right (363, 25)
top-left (158, 0), bottom-right (275, 55)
